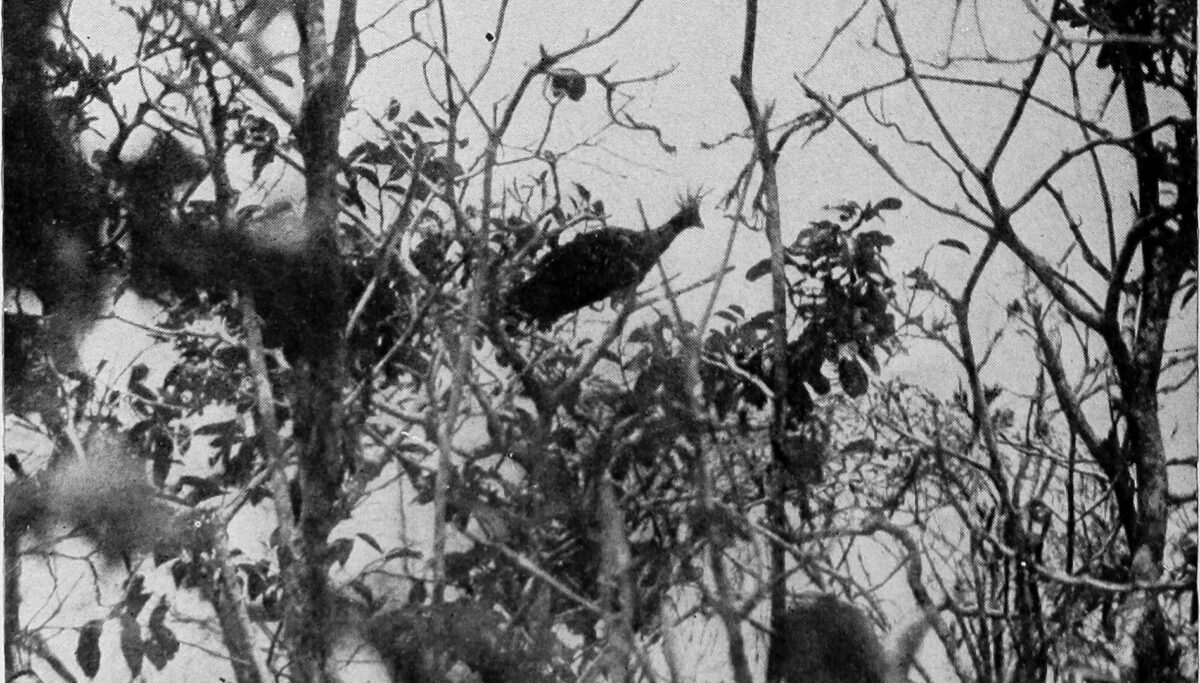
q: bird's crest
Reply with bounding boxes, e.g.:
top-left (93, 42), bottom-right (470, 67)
top-left (667, 189), bottom-right (707, 232)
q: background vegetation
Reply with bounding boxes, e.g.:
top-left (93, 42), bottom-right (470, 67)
top-left (4, 0), bottom-right (1195, 681)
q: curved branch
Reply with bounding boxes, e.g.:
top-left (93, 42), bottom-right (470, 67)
top-left (1006, 117), bottom-right (1186, 216)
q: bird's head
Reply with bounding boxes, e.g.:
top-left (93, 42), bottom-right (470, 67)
top-left (666, 191), bottom-right (705, 234)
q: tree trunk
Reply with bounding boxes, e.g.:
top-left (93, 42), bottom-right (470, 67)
top-left (284, 0), bottom-right (353, 675)
top-left (1111, 39), bottom-right (1190, 681)
top-left (590, 472), bottom-right (636, 682)
top-left (5, 522), bottom-right (21, 679)
top-left (211, 530), bottom-right (268, 683)
top-left (732, 1), bottom-right (791, 679)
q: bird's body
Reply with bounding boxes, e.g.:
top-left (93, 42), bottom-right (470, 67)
top-left (507, 201), bottom-right (702, 327)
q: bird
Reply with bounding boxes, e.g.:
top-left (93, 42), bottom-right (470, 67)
top-left (506, 197), bottom-right (703, 328)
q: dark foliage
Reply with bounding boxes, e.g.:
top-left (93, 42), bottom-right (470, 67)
top-left (367, 602), bottom-right (571, 682)
top-left (507, 198), bottom-right (702, 327)
top-left (2, 0), bottom-right (108, 396)
top-left (703, 199), bottom-right (899, 440)
top-left (1052, 0), bottom-right (1195, 95)
top-left (116, 137), bottom-right (359, 366)
top-left (3, 6), bottom-right (417, 391)
top-left (548, 69), bottom-right (587, 101)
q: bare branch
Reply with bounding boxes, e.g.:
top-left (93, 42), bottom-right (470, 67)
top-left (1006, 117), bottom-right (1186, 215)
top-left (799, 82), bottom-right (990, 230)
top-left (877, 0), bottom-right (983, 179)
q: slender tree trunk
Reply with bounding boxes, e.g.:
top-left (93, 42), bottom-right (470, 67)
top-left (284, 0), bottom-right (353, 675)
top-left (709, 546), bottom-right (755, 683)
top-left (211, 530), bottom-right (268, 683)
top-left (591, 472), bottom-right (636, 682)
top-left (1007, 517), bottom-right (1047, 682)
top-left (1112, 40), bottom-right (1190, 681)
top-left (732, 1), bottom-right (790, 679)
top-left (5, 524), bottom-right (21, 679)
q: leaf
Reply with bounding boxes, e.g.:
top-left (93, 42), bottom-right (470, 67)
top-left (120, 614), bottom-right (144, 677)
top-left (715, 310), bottom-right (740, 324)
top-left (424, 157), bottom-right (463, 183)
top-left (840, 437), bottom-right (875, 456)
top-left (157, 625), bottom-right (179, 659)
top-left (744, 310), bottom-right (776, 333)
top-left (265, 67), bottom-right (293, 87)
top-left (144, 637), bottom-right (170, 671)
top-left (408, 111), bottom-right (433, 128)
top-left (170, 560), bottom-right (190, 588)
top-left (806, 369), bottom-right (831, 396)
top-left (244, 564), bottom-right (265, 600)
top-left (830, 202), bottom-right (858, 221)
top-left (76, 619), bottom-right (104, 678)
top-left (148, 600), bottom-right (169, 633)
top-left (628, 326), bottom-right (652, 343)
top-left (145, 621), bottom-right (179, 670)
top-left (353, 166), bottom-right (381, 190)
top-left (857, 230), bottom-right (894, 250)
top-left (386, 99), bottom-right (401, 120)
top-left (356, 532), bottom-right (383, 553)
top-left (937, 238), bottom-right (971, 255)
top-left (193, 420), bottom-right (236, 436)
top-left (875, 197), bottom-right (903, 211)
top-left (906, 267), bottom-right (937, 291)
top-left (745, 258), bottom-right (773, 282)
top-left (251, 146), bottom-right (274, 182)
top-left (383, 546), bottom-right (423, 562)
top-left (573, 182), bottom-right (591, 204)
top-left (837, 359), bottom-right (869, 398)
top-left (124, 575), bottom-right (151, 618)
top-left (329, 538), bottom-right (354, 567)
top-left (858, 345), bottom-right (881, 374)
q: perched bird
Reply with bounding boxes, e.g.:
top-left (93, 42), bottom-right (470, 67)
top-left (507, 198), bottom-right (703, 327)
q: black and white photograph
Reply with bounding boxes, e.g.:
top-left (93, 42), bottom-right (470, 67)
top-left (3, 0), bottom-right (1196, 680)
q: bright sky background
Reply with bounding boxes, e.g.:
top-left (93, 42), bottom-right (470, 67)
top-left (49, 1), bottom-right (1196, 679)
top-left (71, 0), bottom-right (1194, 449)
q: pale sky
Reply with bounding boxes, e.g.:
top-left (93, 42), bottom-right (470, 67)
top-left (71, 0), bottom-right (1195, 445)
top-left (44, 1), bottom-right (1198, 679)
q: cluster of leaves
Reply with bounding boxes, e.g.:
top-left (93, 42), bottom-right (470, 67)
top-left (231, 107), bottom-right (280, 182)
top-left (366, 602), bottom-right (574, 682)
top-left (1052, 0), bottom-right (1196, 92)
top-left (46, 44), bottom-right (119, 115)
top-left (74, 578), bottom-right (180, 677)
top-left (547, 68), bottom-right (587, 101)
top-left (705, 198), bottom-right (900, 427)
top-left (405, 315), bottom-right (706, 644)
top-left (344, 102), bottom-right (465, 211)
top-left (342, 238), bottom-right (430, 382)
top-left (2, 312), bottom-right (80, 416)
top-left (436, 194), bottom-right (904, 647)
